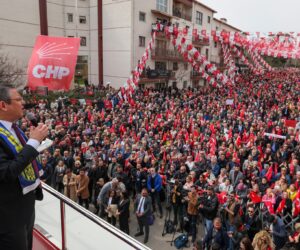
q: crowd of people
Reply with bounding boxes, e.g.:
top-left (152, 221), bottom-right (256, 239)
top-left (20, 70), bottom-right (300, 249)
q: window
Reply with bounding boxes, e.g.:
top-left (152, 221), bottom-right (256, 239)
top-left (139, 12), bottom-right (146, 22)
top-left (196, 11), bottom-right (203, 25)
top-left (79, 16), bottom-right (86, 24)
top-left (157, 0), bottom-right (168, 13)
top-left (184, 63), bottom-right (188, 70)
top-left (80, 36), bottom-right (87, 46)
top-left (205, 48), bottom-right (209, 59)
top-left (68, 35), bottom-right (74, 38)
top-left (173, 62), bottom-right (178, 71)
top-left (156, 40), bottom-right (167, 49)
top-left (155, 61), bottom-right (167, 70)
top-left (216, 26), bottom-right (219, 31)
top-left (208, 16), bottom-right (211, 24)
top-left (183, 81), bottom-right (188, 89)
top-left (67, 13), bottom-right (73, 22)
top-left (139, 36), bottom-right (145, 47)
top-left (172, 81), bottom-right (177, 88)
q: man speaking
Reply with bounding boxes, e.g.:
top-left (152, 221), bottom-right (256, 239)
top-left (0, 84), bottom-right (48, 250)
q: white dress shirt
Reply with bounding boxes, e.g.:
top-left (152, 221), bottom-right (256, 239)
top-left (137, 197), bottom-right (145, 213)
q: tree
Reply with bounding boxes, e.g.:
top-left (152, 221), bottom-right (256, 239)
top-left (0, 52), bottom-right (24, 86)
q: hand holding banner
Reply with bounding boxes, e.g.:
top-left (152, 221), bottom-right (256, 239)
top-left (27, 35), bottom-right (80, 91)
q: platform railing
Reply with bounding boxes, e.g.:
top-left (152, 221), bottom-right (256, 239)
top-left (34, 184), bottom-right (151, 250)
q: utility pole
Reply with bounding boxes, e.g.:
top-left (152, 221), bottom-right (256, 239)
top-left (39, 0), bottom-right (48, 35)
top-left (98, 0), bottom-right (103, 87)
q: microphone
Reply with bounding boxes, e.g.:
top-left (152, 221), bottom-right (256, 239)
top-left (26, 113), bottom-right (38, 127)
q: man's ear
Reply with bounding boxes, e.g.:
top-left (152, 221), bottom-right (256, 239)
top-left (0, 101), bottom-right (8, 111)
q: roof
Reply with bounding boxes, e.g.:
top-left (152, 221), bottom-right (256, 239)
top-left (193, 0), bottom-right (217, 13)
top-left (213, 17), bottom-right (242, 32)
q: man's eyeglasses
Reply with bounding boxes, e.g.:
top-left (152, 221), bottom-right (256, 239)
top-left (5, 97), bottom-right (23, 102)
top-left (248, 210), bottom-right (254, 213)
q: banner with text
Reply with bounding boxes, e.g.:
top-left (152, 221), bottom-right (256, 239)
top-left (27, 35), bottom-right (80, 91)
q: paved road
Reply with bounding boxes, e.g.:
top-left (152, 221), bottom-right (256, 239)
top-left (91, 203), bottom-right (205, 250)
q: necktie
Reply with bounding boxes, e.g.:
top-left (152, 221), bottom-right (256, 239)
top-left (12, 123), bottom-right (26, 146)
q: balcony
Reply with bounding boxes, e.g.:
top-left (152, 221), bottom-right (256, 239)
top-left (174, 0), bottom-right (193, 7)
top-left (151, 48), bottom-right (184, 61)
top-left (192, 36), bottom-right (210, 46)
top-left (155, 31), bottom-right (167, 40)
top-left (190, 71), bottom-right (203, 80)
top-left (172, 8), bottom-right (192, 21)
top-left (139, 69), bottom-right (175, 83)
top-left (151, 9), bottom-right (172, 18)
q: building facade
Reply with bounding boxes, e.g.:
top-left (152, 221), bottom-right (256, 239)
top-left (0, 0), bottom-right (241, 89)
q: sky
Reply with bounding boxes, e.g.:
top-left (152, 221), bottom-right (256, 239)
top-left (200, 0), bottom-right (300, 33)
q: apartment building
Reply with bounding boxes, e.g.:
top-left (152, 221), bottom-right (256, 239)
top-left (211, 17), bottom-right (241, 68)
top-left (0, 0), bottom-right (241, 89)
top-left (0, 0), bottom-right (98, 86)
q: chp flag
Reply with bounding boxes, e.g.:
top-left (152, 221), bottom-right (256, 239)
top-left (27, 35), bottom-right (80, 91)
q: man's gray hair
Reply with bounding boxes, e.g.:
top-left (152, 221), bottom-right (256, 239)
top-left (0, 84), bottom-right (14, 104)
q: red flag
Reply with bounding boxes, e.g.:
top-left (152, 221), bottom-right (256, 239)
top-left (128, 114), bottom-right (133, 124)
top-left (194, 152), bottom-right (201, 162)
top-left (110, 125), bottom-right (115, 133)
top-left (27, 35), bottom-right (80, 90)
top-left (276, 199), bottom-right (286, 214)
top-left (145, 121), bottom-right (149, 131)
top-left (285, 120), bottom-right (297, 128)
top-left (100, 109), bottom-right (105, 120)
top-left (185, 131), bottom-right (189, 142)
top-left (265, 166), bottom-right (273, 181)
top-left (85, 99), bottom-right (93, 106)
top-left (249, 191), bottom-right (262, 203)
top-left (163, 151), bottom-right (167, 161)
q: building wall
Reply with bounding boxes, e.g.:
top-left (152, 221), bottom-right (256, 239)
top-left (102, 0), bottom-right (132, 88)
top-left (0, 0), bottom-right (240, 89)
top-left (0, 0), bottom-right (40, 86)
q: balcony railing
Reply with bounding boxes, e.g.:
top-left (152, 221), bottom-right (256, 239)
top-left (190, 71), bottom-right (203, 80)
top-left (140, 69), bottom-right (175, 79)
top-left (172, 9), bottom-right (192, 21)
top-left (174, 0), bottom-right (193, 7)
top-left (151, 48), bottom-right (183, 61)
top-left (192, 37), bottom-right (210, 46)
top-left (34, 184), bottom-right (150, 250)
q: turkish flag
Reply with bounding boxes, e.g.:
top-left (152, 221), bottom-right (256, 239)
top-left (27, 35), bottom-right (80, 90)
top-left (285, 120), bottom-right (297, 128)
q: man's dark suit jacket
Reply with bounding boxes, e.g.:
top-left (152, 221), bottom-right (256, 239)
top-left (0, 136), bottom-right (39, 232)
top-left (134, 194), bottom-right (152, 218)
top-left (118, 199), bottom-right (130, 219)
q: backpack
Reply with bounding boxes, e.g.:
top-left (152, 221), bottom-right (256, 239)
top-left (166, 220), bottom-right (175, 234)
top-left (147, 213), bottom-right (155, 226)
top-left (174, 233), bottom-right (189, 249)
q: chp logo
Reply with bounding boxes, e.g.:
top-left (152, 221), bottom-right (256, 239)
top-left (27, 35), bottom-right (80, 91)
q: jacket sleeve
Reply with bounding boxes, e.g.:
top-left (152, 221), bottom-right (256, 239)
top-left (143, 196), bottom-right (152, 215)
top-left (0, 144), bottom-right (39, 182)
top-left (147, 176), bottom-right (151, 190)
top-left (119, 200), bottom-right (130, 214)
top-left (77, 176), bottom-right (89, 193)
top-left (154, 175), bottom-right (162, 191)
